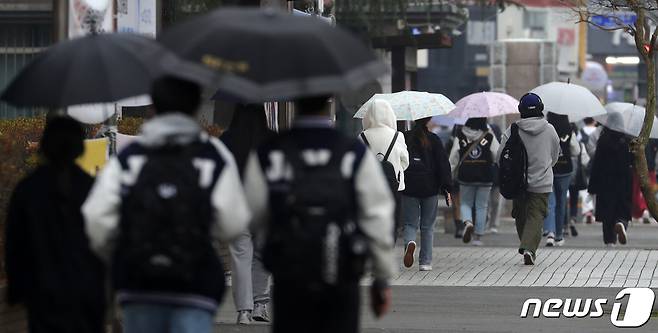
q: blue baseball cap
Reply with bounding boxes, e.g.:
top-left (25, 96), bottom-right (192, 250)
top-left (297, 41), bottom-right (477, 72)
top-left (518, 93), bottom-right (544, 114)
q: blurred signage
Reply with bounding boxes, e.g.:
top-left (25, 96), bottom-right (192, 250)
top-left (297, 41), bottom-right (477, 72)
top-left (591, 13), bottom-right (636, 29)
top-left (117, 0), bottom-right (157, 38)
top-left (588, 27), bottom-right (637, 55)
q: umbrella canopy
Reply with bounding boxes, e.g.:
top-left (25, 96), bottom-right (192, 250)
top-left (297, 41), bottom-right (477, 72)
top-left (447, 92), bottom-right (518, 119)
top-left (431, 114), bottom-right (466, 128)
top-left (1, 33), bottom-right (210, 108)
top-left (352, 91), bottom-right (455, 120)
top-left (160, 7), bottom-right (386, 102)
top-left (596, 102), bottom-right (658, 138)
top-left (530, 82), bottom-right (606, 121)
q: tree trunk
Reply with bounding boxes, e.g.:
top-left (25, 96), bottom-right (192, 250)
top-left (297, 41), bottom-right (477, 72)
top-left (634, 54), bottom-right (658, 219)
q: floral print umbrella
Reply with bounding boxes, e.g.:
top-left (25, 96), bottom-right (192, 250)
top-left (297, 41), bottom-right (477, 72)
top-left (448, 92), bottom-right (519, 119)
top-left (353, 91), bottom-right (456, 120)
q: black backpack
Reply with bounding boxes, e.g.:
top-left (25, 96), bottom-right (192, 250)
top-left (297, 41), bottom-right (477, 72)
top-left (361, 131), bottom-right (399, 193)
top-left (403, 138), bottom-right (438, 198)
top-left (113, 144), bottom-right (224, 299)
top-left (498, 124), bottom-right (529, 199)
top-left (553, 133), bottom-right (573, 175)
top-left (263, 138), bottom-right (368, 287)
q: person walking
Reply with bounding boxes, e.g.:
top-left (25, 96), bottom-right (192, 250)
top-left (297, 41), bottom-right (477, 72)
top-left (243, 96), bottom-right (395, 333)
top-left (542, 112), bottom-right (581, 247)
top-left (83, 76), bottom-right (251, 333)
top-left (5, 117), bottom-right (106, 333)
top-left (221, 104), bottom-right (275, 324)
top-left (566, 125), bottom-right (590, 237)
top-left (588, 121), bottom-right (633, 246)
top-left (486, 122), bottom-right (504, 234)
top-left (449, 117), bottom-right (499, 246)
top-left (401, 117), bottom-right (453, 271)
top-left (631, 139), bottom-right (658, 224)
top-left (360, 99), bottom-right (409, 242)
top-left (497, 93), bottom-right (559, 265)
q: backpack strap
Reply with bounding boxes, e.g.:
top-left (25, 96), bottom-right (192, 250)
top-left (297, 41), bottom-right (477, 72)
top-left (382, 131), bottom-right (399, 162)
top-left (510, 123), bottom-right (529, 185)
top-left (457, 132), bottom-right (488, 167)
top-left (360, 132), bottom-right (371, 147)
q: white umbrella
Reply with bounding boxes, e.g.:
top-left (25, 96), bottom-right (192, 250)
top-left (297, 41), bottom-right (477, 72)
top-left (447, 92), bottom-right (518, 119)
top-left (596, 102), bottom-right (658, 138)
top-left (353, 91), bottom-right (455, 120)
top-left (530, 82), bottom-right (606, 121)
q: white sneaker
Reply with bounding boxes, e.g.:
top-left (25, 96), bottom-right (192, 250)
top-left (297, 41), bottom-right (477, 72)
top-left (419, 265), bottom-right (433, 271)
top-left (642, 210), bottom-right (655, 224)
top-left (546, 232), bottom-right (555, 247)
top-left (554, 238), bottom-right (565, 247)
top-left (488, 228), bottom-right (498, 234)
top-left (237, 311), bottom-right (251, 325)
top-left (615, 222), bottom-right (628, 245)
top-left (472, 239), bottom-right (484, 246)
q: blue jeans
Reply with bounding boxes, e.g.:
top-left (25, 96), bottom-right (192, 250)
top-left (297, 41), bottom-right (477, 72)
top-left (459, 184), bottom-right (492, 236)
top-left (402, 194), bottom-right (438, 265)
top-left (543, 173), bottom-right (573, 241)
top-left (122, 303), bottom-right (214, 333)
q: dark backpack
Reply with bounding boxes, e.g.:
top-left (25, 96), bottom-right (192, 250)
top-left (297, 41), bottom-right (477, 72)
top-left (263, 138), bottom-right (368, 287)
top-left (456, 132), bottom-right (495, 183)
top-left (361, 131), bottom-right (399, 193)
top-left (403, 138), bottom-right (438, 198)
top-left (498, 124), bottom-right (529, 199)
top-left (553, 132), bottom-right (573, 175)
top-left (113, 144), bottom-right (224, 299)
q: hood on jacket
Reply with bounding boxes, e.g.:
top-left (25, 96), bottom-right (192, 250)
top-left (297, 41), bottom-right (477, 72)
top-left (461, 126), bottom-right (485, 141)
top-left (140, 112), bottom-right (202, 147)
top-left (517, 117), bottom-right (550, 136)
top-left (363, 99), bottom-right (397, 131)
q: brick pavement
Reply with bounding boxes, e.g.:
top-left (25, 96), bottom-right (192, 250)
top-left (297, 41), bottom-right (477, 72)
top-left (389, 246), bottom-right (658, 288)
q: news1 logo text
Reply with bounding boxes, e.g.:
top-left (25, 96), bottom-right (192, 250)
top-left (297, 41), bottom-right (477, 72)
top-left (520, 288), bottom-right (656, 328)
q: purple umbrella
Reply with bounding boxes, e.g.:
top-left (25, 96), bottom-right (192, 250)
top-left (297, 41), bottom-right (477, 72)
top-left (448, 92), bottom-right (519, 119)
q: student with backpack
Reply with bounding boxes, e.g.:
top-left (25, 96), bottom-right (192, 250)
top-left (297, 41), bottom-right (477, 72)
top-left (243, 96), bottom-right (395, 333)
top-left (449, 117), bottom-right (500, 246)
top-left (360, 99), bottom-right (410, 242)
top-left (401, 117), bottom-right (453, 271)
top-left (497, 93), bottom-right (559, 265)
top-left (542, 112), bottom-right (582, 247)
top-left (83, 77), bottom-right (252, 333)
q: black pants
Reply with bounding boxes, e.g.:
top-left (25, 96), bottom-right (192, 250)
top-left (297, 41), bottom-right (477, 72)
top-left (272, 281), bottom-right (360, 333)
top-left (394, 191), bottom-right (402, 244)
top-left (568, 186), bottom-right (579, 219)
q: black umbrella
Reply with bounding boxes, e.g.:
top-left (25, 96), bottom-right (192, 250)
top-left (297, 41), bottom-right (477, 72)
top-left (160, 7), bottom-right (387, 102)
top-left (1, 33), bottom-right (211, 108)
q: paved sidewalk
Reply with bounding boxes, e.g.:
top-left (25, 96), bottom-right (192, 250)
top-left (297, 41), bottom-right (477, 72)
top-left (390, 247), bottom-right (658, 288)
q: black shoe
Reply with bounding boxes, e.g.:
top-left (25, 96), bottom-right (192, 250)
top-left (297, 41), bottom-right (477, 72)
top-left (403, 241), bottom-right (416, 268)
top-left (523, 250), bottom-right (535, 265)
top-left (615, 222), bottom-right (627, 245)
top-left (570, 224), bottom-right (578, 237)
top-left (462, 221), bottom-right (474, 243)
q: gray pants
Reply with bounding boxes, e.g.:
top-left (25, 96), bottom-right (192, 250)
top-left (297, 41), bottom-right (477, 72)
top-left (229, 231), bottom-right (271, 312)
